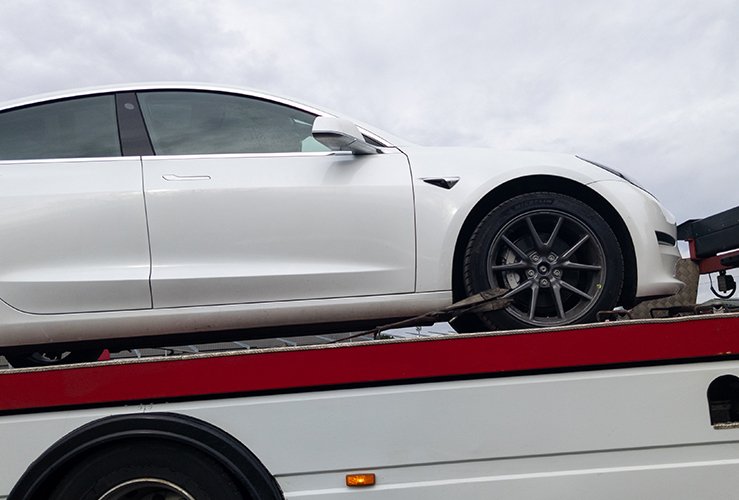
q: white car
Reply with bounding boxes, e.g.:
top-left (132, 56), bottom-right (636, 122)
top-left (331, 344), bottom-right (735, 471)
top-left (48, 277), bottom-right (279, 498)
top-left (0, 83), bottom-right (682, 366)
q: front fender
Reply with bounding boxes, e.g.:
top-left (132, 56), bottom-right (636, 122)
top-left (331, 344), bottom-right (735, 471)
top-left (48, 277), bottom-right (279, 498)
top-left (403, 147), bottom-right (616, 292)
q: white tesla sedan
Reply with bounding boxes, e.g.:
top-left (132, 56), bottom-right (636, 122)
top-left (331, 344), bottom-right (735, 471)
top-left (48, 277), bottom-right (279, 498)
top-left (0, 83), bottom-right (682, 366)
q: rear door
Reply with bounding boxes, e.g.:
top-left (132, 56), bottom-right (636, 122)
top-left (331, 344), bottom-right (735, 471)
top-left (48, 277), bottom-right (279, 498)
top-left (0, 94), bottom-right (151, 313)
top-left (137, 90), bottom-right (415, 308)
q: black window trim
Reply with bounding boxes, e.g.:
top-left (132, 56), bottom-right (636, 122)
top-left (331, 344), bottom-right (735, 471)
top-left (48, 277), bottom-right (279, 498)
top-left (115, 92), bottom-right (154, 156)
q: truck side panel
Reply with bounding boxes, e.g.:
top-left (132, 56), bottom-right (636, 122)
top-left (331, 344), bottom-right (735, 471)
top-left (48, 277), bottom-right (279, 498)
top-left (3, 360), bottom-right (739, 498)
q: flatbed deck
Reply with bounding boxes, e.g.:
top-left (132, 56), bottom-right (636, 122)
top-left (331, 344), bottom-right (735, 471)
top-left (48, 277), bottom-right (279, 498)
top-left (3, 313), bottom-right (739, 415)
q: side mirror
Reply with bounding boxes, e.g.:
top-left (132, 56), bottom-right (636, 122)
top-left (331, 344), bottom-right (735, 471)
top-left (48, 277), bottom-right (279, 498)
top-left (312, 116), bottom-right (380, 155)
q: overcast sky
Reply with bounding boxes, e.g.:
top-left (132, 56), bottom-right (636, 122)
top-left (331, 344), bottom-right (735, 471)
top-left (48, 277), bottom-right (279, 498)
top-left (1, 0), bottom-right (737, 300)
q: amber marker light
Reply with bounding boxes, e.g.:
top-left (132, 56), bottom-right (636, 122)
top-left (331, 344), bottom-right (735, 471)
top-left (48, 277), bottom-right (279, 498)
top-left (346, 473), bottom-right (376, 487)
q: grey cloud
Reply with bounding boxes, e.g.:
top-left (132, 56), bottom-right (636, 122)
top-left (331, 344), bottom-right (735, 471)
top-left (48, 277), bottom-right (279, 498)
top-left (1, 0), bottom-right (737, 224)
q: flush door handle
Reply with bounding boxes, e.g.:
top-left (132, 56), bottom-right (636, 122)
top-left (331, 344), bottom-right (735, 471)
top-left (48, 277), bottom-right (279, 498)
top-left (162, 174), bottom-right (212, 181)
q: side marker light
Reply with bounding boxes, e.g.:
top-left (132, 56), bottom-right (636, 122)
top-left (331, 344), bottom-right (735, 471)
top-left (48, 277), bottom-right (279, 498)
top-left (346, 473), bottom-right (376, 487)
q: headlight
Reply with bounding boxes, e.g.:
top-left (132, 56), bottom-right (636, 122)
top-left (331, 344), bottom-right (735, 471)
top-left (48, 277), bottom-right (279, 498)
top-left (576, 156), bottom-right (651, 195)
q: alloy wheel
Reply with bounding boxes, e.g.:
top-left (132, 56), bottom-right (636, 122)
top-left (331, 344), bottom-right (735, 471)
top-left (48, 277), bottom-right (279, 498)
top-left (486, 209), bottom-right (607, 326)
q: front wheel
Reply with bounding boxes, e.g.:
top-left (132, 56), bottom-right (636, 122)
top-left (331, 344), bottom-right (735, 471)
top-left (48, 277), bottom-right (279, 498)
top-left (456, 192), bottom-right (624, 331)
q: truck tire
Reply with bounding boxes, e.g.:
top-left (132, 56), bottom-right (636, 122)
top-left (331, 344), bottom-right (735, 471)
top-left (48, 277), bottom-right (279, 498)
top-left (457, 192), bottom-right (623, 330)
top-left (49, 440), bottom-right (243, 500)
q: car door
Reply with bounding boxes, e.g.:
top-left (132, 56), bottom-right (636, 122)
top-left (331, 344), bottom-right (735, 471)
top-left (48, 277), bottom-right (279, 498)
top-left (137, 90), bottom-right (415, 308)
top-left (0, 94), bottom-right (152, 313)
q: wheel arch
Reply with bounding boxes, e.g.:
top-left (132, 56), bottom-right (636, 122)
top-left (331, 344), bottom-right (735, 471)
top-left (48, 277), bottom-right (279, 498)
top-left (452, 175), bottom-right (637, 307)
top-left (9, 412), bottom-right (284, 500)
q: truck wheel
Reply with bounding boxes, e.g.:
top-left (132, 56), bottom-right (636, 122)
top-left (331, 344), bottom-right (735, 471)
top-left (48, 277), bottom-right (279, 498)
top-left (4, 348), bottom-right (103, 368)
top-left (457, 192), bottom-right (623, 331)
top-left (49, 441), bottom-right (243, 500)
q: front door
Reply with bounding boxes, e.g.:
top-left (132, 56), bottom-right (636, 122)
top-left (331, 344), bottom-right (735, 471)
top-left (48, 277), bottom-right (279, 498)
top-left (137, 90), bottom-right (415, 308)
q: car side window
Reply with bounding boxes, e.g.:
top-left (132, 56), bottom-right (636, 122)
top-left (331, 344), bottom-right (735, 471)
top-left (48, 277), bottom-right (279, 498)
top-left (0, 95), bottom-right (121, 161)
top-left (136, 91), bottom-right (330, 155)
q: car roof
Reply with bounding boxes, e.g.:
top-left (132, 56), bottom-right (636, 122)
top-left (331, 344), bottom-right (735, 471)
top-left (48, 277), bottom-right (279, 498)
top-left (0, 82), bottom-right (412, 147)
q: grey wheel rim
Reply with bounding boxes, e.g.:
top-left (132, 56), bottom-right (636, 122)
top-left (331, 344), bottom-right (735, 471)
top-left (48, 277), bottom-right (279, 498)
top-left (487, 209), bottom-right (607, 326)
top-left (98, 478), bottom-right (195, 500)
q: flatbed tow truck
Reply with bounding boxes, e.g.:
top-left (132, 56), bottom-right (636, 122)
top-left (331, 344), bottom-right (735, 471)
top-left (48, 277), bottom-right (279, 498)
top-left (1, 205), bottom-right (738, 500)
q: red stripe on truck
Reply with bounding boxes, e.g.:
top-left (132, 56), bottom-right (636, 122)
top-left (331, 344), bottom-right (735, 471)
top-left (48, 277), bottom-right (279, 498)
top-left (1, 314), bottom-right (738, 413)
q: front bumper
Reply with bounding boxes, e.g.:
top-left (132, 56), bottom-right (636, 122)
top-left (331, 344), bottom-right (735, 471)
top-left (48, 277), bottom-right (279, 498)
top-left (588, 180), bottom-right (683, 299)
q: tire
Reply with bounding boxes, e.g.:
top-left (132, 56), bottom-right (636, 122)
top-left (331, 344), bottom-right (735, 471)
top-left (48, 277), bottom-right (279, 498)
top-left (4, 348), bottom-right (103, 368)
top-left (455, 192), bottom-right (623, 331)
top-left (49, 441), bottom-right (243, 500)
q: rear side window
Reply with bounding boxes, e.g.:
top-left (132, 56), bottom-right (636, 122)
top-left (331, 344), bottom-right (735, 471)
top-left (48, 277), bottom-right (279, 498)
top-left (137, 91), bottom-right (329, 155)
top-left (0, 95), bottom-right (121, 161)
